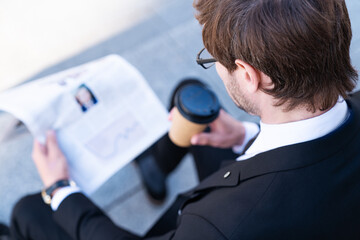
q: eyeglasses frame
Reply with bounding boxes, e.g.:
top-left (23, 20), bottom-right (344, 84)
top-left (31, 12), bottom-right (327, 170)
top-left (196, 48), bottom-right (217, 69)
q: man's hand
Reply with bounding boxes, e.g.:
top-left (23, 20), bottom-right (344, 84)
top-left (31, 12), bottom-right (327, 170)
top-left (169, 108), bottom-right (246, 149)
top-left (32, 130), bottom-right (69, 188)
top-left (190, 109), bottom-right (245, 148)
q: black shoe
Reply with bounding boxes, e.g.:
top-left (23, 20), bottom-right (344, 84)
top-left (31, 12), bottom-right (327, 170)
top-left (0, 223), bottom-right (10, 240)
top-left (135, 147), bottom-right (167, 203)
top-left (168, 78), bottom-right (207, 111)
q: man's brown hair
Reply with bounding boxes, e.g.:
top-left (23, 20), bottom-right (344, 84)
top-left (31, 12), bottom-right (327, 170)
top-left (194, 0), bottom-right (358, 111)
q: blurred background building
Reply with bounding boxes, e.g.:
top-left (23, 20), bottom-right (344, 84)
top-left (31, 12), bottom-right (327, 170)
top-left (0, 0), bottom-right (167, 91)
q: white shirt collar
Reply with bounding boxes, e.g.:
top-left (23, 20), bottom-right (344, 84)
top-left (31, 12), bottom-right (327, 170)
top-left (237, 98), bottom-right (349, 161)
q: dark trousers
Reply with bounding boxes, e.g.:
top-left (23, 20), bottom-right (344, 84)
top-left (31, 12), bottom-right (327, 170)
top-left (10, 137), bottom-right (237, 239)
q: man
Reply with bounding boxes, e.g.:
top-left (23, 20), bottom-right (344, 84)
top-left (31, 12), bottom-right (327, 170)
top-left (5, 0), bottom-right (360, 239)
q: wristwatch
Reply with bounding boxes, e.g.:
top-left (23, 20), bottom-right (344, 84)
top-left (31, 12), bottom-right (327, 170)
top-left (41, 179), bottom-right (76, 205)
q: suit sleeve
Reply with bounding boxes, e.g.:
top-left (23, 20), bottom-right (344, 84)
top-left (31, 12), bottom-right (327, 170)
top-left (53, 193), bottom-right (227, 240)
top-left (53, 193), bottom-right (140, 240)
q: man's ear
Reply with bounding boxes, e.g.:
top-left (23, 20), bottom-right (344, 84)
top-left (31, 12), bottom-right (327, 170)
top-left (235, 59), bottom-right (261, 93)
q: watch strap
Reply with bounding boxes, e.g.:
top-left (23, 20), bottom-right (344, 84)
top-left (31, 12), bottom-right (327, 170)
top-left (41, 179), bottom-right (75, 205)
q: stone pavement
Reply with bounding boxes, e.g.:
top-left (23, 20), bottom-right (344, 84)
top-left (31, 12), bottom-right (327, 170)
top-left (1, 0), bottom-right (360, 237)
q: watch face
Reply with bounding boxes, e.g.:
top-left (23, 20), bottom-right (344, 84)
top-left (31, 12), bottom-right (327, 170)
top-left (40, 179), bottom-right (76, 205)
top-left (41, 190), bottom-right (52, 205)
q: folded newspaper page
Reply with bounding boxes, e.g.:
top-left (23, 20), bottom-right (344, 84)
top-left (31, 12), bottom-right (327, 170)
top-left (0, 55), bottom-right (170, 194)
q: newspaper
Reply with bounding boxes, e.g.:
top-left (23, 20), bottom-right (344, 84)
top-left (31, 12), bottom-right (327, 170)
top-left (0, 55), bottom-right (170, 194)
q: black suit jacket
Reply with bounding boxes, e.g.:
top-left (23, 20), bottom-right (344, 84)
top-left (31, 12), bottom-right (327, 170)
top-left (53, 93), bottom-right (360, 239)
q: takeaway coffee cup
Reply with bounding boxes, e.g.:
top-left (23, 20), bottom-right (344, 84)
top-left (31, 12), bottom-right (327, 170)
top-left (169, 83), bottom-right (220, 147)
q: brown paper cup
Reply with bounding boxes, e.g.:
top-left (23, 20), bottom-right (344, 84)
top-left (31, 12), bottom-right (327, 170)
top-left (169, 107), bottom-right (208, 147)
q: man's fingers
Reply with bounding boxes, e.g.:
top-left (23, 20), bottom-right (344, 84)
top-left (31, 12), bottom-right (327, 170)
top-left (191, 133), bottom-right (221, 147)
top-left (168, 108), bottom-right (175, 121)
top-left (32, 140), bottom-right (46, 159)
top-left (191, 134), bottom-right (203, 145)
top-left (46, 130), bottom-right (62, 158)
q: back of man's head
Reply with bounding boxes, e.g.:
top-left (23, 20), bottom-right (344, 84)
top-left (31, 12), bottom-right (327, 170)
top-left (194, 0), bottom-right (358, 111)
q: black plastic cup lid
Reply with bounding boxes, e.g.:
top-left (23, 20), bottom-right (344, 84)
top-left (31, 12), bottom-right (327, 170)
top-left (174, 84), bottom-right (220, 124)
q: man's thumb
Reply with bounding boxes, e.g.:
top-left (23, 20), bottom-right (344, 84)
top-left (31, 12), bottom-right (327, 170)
top-left (191, 133), bottom-right (212, 146)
